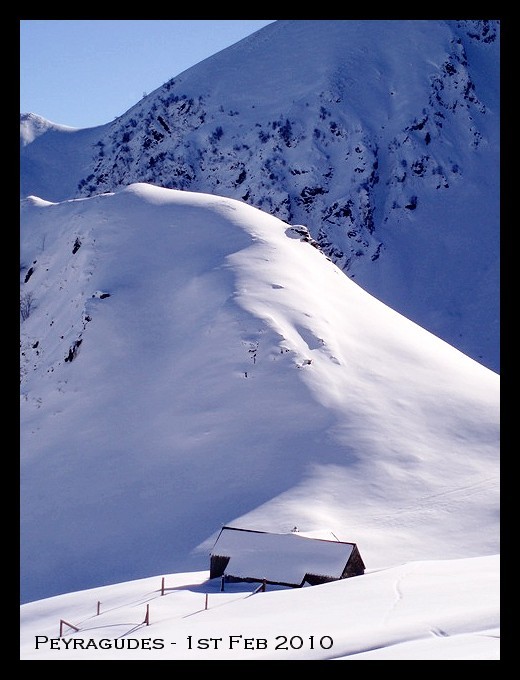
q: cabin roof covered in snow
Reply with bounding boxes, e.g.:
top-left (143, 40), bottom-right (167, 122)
top-left (211, 526), bottom-right (357, 585)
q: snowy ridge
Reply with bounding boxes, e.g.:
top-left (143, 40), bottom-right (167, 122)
top-left (20, 20), bottom-right (500, 371)
top-left (20, 185), bottom-right (499, 608)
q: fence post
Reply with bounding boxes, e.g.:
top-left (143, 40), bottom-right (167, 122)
top-left (97, 601), bottom-right (101, 616)
top-left (205, 593), bottom-right (209, 610)
top-left (59, 619), bottom-right (79, 637)
top-left (161, 577), bottom-right (165, 596)
top-left (251, 580), bottom-right (267, 595)
top-left (143, 604), bottom-right (150, 626)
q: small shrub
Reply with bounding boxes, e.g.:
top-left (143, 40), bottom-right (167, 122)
top-left (20, 292), bottom-right (35, 321)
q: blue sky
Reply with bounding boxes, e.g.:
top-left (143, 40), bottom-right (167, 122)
top-left (20, 20), bottom-right (275, 129)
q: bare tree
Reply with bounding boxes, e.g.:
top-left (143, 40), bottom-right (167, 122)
top-left (20, 291), bottom-right (35, 322)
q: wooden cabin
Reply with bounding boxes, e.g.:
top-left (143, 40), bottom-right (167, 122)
top-left (209, 526), bottom-right (365, 588)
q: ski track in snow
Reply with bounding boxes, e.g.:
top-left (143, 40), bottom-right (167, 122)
top-left (367, 477), bottom-right (498, 527)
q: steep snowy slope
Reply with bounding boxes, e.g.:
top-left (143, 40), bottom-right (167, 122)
top-left (20, 185), bottom-right (499, 604)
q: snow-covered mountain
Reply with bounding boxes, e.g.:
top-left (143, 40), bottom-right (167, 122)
top-left (20, 19), bottom-right (500, 373)
top-left (20, 184), bottom-right (499, 606)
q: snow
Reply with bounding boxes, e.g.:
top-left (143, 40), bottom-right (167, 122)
top-left (20, 184), bottom-right (499, 660)
top-left (20, 19), bottom-right (500, 373)
top-left (19, 113), bottom-right (79, 146)
top-left (20, 555), bottom-right (499, 660)
top-left (209, 527), bottom-right (355, 584)
top-left (20, 19), bottom-right (499, 660)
